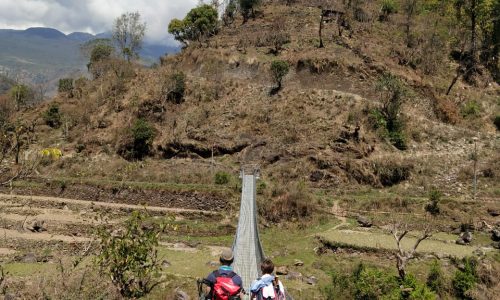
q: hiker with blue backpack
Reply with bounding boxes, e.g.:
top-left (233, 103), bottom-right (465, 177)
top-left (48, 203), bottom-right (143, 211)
top-left (250, 259), bottom-right (286, 300)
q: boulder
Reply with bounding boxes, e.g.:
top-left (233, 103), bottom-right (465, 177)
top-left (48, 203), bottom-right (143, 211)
top-left (456, 231), bottom-right (473, 245)
top-left (487, 208), bottom-right (499, 217)
top-left (294, 259), bottom-right (304, 267)
top-left (26, 220), bottom-right (46, 232)
top-left (461, 231), bottom-right (473, 243)
top-left (276, 266), bottom-right (289, 275)
top-left (305, 276), bottom-right (318, 285)
top-left (357, 216), bottom-right (372, 227)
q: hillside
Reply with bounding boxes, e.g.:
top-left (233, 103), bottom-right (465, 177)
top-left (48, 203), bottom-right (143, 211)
top-left (0, 27), bottom-right (178, 92)
top-left (0, 1), bottom-right (499, 299)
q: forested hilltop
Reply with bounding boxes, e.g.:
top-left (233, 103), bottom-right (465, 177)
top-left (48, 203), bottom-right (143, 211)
top-left (0, 0), bottom-right (499, 299)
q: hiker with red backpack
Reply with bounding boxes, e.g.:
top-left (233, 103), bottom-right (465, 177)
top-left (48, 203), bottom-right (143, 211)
top-left (250, 259), bottom-right (286, 300)
top-left (203, 249), bottom-right (243, 300)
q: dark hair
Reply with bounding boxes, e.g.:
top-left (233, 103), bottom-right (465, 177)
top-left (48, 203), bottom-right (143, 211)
top-left (261, 259), bottom-right (274, 274)
top-left (220, 257), bottom-right (233, 266)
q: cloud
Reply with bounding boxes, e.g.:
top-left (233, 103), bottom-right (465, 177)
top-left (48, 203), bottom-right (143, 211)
top-left (0, 0), bottom-right (199, 45)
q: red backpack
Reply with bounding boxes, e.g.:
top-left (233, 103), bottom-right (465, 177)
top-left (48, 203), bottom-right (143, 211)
top-left (212, 270), bottom-right (242, 300)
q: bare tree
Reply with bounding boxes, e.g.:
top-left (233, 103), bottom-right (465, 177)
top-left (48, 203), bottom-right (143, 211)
top-left (391, 223), bottom-right (432, 280)
top-left (112, 12), bottom-right (146, 62)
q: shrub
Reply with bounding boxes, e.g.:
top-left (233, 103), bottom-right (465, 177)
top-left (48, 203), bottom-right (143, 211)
top-left (493, 114), bottom-right (500, 130)
top-left (162, 72), bottom-right (186, 104)
top-left (131, 118), bottom-right (155, 159)
top-left (58, 78), bottom-right (73, 93)
top-left (401, 274), bottom-right (436, 300)
top-left (96, 211), bottom-right (165, 298)
top-left (425, 187), bottom-right (442, 215)
top-left (375, 74), bottom-right (409, 150)
top-left (270, 60), bottom-right (289, 90)
top-left (452, 257), bottom-right (478, 299)
top-left (427, 259), bottom-right (445, 296)
top-left (380, 0), bottom-right (398, 21)
top-left (461, 100), bottom-right (480, 118)
top-left (353, 264), bottom-right (400, 299)
top-left (239, 0), bottom-right (261, 22)
top-left (43, 103), bottom-right (62, 128)
top-left (389, 130), bottom-right (408, 150)
top-left (214, 171), bottom-right (230, 185)
top-left (375, 160), bottom-right (413, 186)
top-left (256, 180), bottom-right (266, 195)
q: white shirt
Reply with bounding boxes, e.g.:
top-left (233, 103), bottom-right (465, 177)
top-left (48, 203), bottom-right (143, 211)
top-left (259, 274), bottom-right (285, 299)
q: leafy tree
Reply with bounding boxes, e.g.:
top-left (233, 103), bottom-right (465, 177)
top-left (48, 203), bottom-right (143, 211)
top-left (58, 78), bottom-right (73, 93)
top-left (91, 43), bottom-right (114, 64)
top-left (131, 118), bottom-right (156, 159)
top-left (427, 259), bottom-right (445, 296)
top-left (161, 71), bottom-right (186, 104)
top-left (10, 84), bottom-right (32, 111)
top-left (43, 104), bottom-right (62, 129)
top-left (425, 187), bottom-right (442, 215)
top-left (223, 0), bottom-right (238, 25)
top-left (452, 257), bottom-right (478, 299)
top-left (96, 211), bottom-right (165, 298)
top-left (168, 4), bottom-right (218, 46)
top-left (376, 74), bottom-right (409, 150)
top-left (380, 0), bottom-right (398, 21)
top-left (270, 60), bottom-right (289, 91)
top-left (239, 0), bottom-right (261, 22)
top-left (112, 12), bottom-right (146, 62)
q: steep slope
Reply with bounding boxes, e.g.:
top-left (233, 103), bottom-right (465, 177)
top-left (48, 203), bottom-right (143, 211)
top-left (4, 1), bottom-right (499, 213)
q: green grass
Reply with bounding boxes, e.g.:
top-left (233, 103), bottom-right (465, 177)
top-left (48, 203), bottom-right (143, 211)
top-left (4, 262), bottom-right (56, 277)
top-left (318, 229), bottom-right (479, 258)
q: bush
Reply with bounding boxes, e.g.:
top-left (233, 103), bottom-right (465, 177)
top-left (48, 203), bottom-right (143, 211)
top-left (58, 78), bottom-right (73, 93)
top-left (380, 0), bottom-right (398, 20)
top-left (214, 171), bottom-right (230, 185)
top-left (452, 257), bottom-right (478, 299)
top-left (427, 259), bottom-right (445, 296)
top-left (461, 100), bottom-right (480, 118)
top-left (43, 103), bottom-right (62, 128)
top-left (353, 264), bottom-right (400, 299)
top-left (239, 0), bottom-right (261, 22)
top-left (375, 74), bottom-right (409, 150)
top-left (401, 274), bottom-right (436, 300)
top-left (323, 264), bottom-right (436, 300)
top-left (389, 130), bottom-right (408, 150)
top-left (162, 72), bottom-right (186, 104)
top-left (270, 60), bottom-right (289, 90)
top-left (131, 118), bottom-right (155, 159)
top-left (96, 211), bottom-right (165, 298)
top-left (425, 187), bottom-right (442, 215)
top-left (375, 160), bottom-right (413, 186)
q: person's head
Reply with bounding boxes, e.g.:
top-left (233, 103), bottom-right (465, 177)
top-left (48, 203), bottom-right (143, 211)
top-left (260, 258), bottom-right (274, 275)
top-left (219, 249), bottom-right (234, 266)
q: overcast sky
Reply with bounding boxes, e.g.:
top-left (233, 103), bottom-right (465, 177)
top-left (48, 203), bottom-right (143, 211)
top-left (0, 0), bottom-right (199, 45)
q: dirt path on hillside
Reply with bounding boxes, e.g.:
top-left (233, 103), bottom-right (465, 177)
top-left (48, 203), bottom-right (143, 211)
top-left (1, 228), bottom-right (90, 243)
top-left (0, 194), bottom-right (219, 215)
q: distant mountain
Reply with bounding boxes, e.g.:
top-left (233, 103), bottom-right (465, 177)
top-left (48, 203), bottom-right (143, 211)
top-left (23, 27), bottom-right (66, 39)
top-left (0, 27), bottom-right (179, 94)
top-left (67, 32), bottom-right (95, 42)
